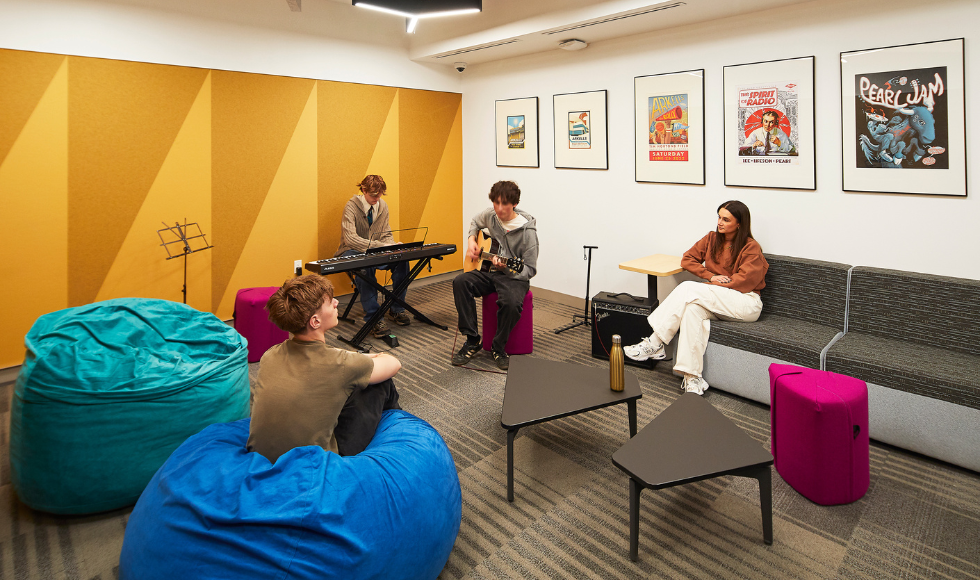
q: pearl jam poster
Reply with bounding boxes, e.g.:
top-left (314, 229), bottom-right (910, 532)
top-left (495, 97), bottom-right (539, 168)
top-left (854, 68), bottom-right (948, 169)
top-left (554, 90), bottom-right (607, 170)
top-left (634, 70), bottom-right (704, 184)
top-left (724, 56), bottom-right (815, 190)
top-left (842, 39), bottom-right (966, 196)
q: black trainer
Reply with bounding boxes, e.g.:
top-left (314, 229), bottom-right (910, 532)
top-left (491, 349), bottom-right (509, 371)
top-left (452, 339), bottom-right (482, 366)
top-left (388, 310), bottom-right (412, 326)
top-left (372, 319), bottom-right (390, 338)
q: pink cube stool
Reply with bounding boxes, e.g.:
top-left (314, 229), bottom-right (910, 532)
top-left (768, 364), bottom-right (870, 505)
top-left (481, 291), bottom-right (533, 355)
top-left (234, 287), bottom-right (288, 363)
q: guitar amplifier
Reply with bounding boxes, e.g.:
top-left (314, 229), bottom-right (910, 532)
top-left (591, 291), bottom-right (660, 369)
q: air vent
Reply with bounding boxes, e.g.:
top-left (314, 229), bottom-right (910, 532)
top-left (542, 2), bottom-right (685, 35)
top-left (434, 39), bottom-right (521, 58)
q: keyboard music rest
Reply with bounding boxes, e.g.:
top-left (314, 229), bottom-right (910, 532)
top-left (305, 243), bottom-right (457, 275)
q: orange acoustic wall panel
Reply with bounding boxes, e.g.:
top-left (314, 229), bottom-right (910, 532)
top-left (211, 71), bottom-right (317, 319)
top-left (0, 52), bottom-right (69, 369)
top-left (0, 48), bottom-right (462, 368)
top-left (68, 57), bottom-right (210, 308)
top-left (95, 72), bottom-right (213, 311)
top-left (317, 81), bottom-right (398, 294)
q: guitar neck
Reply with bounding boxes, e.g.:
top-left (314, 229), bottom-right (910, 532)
top-left (478, 250), bottom-right (519, 274)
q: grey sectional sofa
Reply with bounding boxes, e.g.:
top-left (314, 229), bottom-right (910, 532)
top-left (825, 267), bottom-right (980, 472)
top-left (701, 255), bottom-right (980, 473)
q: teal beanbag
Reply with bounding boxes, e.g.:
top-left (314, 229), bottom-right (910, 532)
top-left (10, 298), bottom-right (250, 514)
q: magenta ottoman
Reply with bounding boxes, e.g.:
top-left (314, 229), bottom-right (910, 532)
top-left (234, 287), bottom-right (288, 363)
top-left (768, 364), bottom-right (870, 505)
top-left (481, 291), bottom-right (533, 355)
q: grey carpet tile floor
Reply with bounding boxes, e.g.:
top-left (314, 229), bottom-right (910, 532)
top-left (2, 278), bottom-right (979, 579)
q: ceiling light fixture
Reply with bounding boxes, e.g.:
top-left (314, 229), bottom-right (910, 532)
top-left (353, 1), bottom-right (481, 34)
top-left (558, 39), bottom-right (589, 51)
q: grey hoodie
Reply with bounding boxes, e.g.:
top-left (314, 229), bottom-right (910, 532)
top-left (467, 207), bottom-right (538, 282)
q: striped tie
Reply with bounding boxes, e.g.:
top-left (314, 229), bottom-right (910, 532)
top-left (367, 207), bottom-right (373, 226)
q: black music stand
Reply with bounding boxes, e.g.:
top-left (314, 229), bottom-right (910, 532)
top-left (555, 245), bottom-right (597, 335)
top-left (157, 220), bottom-right (213, 304)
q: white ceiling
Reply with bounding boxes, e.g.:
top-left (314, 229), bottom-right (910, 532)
top-left (403, 0), bottom-right (815, 66)
top-left (94, 0), bottom-right (817, 68)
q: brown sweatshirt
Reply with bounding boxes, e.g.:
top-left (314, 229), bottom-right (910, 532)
top-left (681, 232), bottom-right (768, 294)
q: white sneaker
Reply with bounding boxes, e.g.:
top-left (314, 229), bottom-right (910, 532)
top-left (682, 376), bottom-right (709, 395)
top-left (623, 336), bottom-right (666, 362)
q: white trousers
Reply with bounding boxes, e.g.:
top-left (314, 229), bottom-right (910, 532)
top-left (648, 281), bottom-right (763, 378)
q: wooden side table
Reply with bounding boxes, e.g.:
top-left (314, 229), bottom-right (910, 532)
top-left (618, 254), bottom-right (682, 301)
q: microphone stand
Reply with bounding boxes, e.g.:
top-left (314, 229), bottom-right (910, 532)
top-left (554, 245), bottom-right (597, 334)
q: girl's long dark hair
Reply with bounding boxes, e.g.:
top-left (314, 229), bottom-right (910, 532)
top-left (711, 200), bottom-right (755, 269)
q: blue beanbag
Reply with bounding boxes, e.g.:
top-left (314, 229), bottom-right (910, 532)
top-left (120, 411), bottom-right (462, 580)
top-left (10, 298), bottom-right (250, 514)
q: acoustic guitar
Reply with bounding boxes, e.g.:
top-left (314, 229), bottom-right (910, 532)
top-left (463, 230), bottom-right (525, 275)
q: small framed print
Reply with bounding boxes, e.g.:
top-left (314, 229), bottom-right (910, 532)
top-left (553, 90), bottom-right (608, 170)
top-left (634, 69), bottom-right (704, 185)
top-left (841, 38), bottom-right (967, 196)
top-left (723, 56), bottom-right (816, 190)
top-left (495, 97), bottom-right (539, 167)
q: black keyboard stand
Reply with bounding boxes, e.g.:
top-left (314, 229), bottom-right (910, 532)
top-left (338, 272), bottom-right (360, 324)
top-left (339, 255), bottom-right (448, 352)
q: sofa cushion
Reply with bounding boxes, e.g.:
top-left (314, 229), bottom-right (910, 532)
top-left (761, 255), bottom-right (851, 329)
top-left (826, 331), bottom-right (980, 411)
top-left (710, 314), bottom-right (841, 369)
top-left (848, 267), bottom-right (980, 357)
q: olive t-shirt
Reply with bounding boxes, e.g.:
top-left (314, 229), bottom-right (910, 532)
top-left (247, 339), bottom-right (374, 463)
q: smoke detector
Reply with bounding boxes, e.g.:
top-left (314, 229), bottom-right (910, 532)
top-left (558, 39), bottom-right (589, 51)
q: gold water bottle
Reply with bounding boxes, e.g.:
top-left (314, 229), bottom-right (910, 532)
top-left (610, 335), bottom-right (625, 392)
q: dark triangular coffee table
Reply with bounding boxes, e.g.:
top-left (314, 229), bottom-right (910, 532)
top-left (502, 357), bottom-right (642, 502)
top-left (612, 393), bottom-right (774, 561)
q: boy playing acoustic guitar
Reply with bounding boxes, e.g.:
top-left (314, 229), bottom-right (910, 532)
top-left (452, 180), bottom-right (539, 371)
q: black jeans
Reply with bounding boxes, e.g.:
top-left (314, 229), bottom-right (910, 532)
top-left (453, 269), bottom-right (529, 354)
top-left (334, 378), bottom-right (401, 456)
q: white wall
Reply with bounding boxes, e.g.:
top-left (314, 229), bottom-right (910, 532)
top-left (0, 0), bottom-right (461, 92)
top-left (461, 0), bottom-right (980, 302)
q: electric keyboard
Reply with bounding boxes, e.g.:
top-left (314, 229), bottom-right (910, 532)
top-left (305, 243), bottom-right (457, 275)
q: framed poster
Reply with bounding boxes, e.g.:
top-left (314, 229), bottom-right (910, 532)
top-left (495, 97), bottom-right (539, 167)
top-left (841, 38), bottom-right (966, 196)
top-left (553, 90), bottom-right (608, 170)
top-left (634, 69), bottom-right (704, 184)
top-left (723, 56), bottom-right (816, 190)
